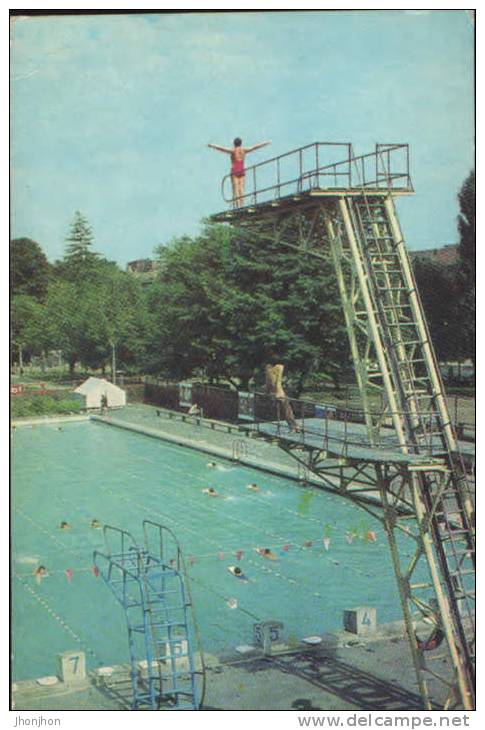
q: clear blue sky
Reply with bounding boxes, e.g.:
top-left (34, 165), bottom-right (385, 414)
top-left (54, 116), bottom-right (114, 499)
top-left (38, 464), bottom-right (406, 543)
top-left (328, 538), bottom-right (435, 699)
top-left (10, 10), bottom-right (474, 267)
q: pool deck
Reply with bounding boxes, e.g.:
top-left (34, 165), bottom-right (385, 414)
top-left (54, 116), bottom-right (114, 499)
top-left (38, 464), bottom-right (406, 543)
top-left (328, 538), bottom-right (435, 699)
top-left (13, 623), bottom-right (451, 711)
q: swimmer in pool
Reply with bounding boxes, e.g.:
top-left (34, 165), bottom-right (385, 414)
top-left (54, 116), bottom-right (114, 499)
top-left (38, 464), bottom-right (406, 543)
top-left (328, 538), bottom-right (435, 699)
top-left (247, 483), bottom-right (260, 492)
top-left (34, 566), bottom-right (48, 583)
top-left (207, 462), bottom-right (218, 468)
top-left (202, 487), bottom-right (221, 497)
top-left (256, 547), bottom-right (278, 561)
top-left (60, 521), bottom-right (71, 530)
top-left (91, 519), bottom-right (102, 529)
top-left (228, 566), bottom-right (248, 580)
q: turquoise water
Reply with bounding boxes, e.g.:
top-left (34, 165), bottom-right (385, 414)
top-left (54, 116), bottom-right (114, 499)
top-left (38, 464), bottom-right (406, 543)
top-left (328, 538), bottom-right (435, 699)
top-left (12, 420), bottom-right (421, 681)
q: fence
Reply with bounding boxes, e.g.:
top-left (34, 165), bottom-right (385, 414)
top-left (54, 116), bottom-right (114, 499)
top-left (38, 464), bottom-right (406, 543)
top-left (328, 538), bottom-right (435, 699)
top-left (143, 382), bottom-right (240, 422)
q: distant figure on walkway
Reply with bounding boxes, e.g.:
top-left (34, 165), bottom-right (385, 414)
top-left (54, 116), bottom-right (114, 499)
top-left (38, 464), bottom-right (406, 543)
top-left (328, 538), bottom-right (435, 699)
top-left (208, 138), bottom-right (271, 208)
top-left (188, 403), bottom-right (201, 416)
top-left (264, 353), bottom-right (299, 432)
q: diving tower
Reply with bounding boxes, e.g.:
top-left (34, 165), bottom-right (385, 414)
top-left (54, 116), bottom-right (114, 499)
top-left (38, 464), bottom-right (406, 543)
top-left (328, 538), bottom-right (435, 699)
top-left (211, 142), bottom-right (475, 711)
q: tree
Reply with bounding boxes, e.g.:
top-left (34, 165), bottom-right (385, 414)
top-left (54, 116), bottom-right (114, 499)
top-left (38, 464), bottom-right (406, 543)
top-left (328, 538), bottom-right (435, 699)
top-left (413, 257), bottom-right (461, 363)
top-left (60, 211), bottom-right (100, 280)
top-left (10, 237), bottom-right (50, 301)
top-left (457, 170), bottom-right (475, 281)
top-left (95, 267), bottom-right (150, 381)
top-left (456, 170), bottom-right (475, 368)
top-left (146, 222), bottom-right (349, 392)
top-left (11, 294), bottom-right (43, 371)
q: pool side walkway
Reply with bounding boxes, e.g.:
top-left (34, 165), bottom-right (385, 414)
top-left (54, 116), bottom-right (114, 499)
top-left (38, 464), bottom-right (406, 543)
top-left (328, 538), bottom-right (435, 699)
top-left (92, 405), bottom-right (329, 486)
top-left (14, 627), bottom-right (452, 711)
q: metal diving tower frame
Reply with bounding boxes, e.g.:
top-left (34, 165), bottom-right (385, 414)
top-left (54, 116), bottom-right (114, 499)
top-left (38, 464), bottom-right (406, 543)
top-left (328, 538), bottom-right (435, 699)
top-left (211, 142), bottom-right (475, 710)
top-left (94, 520), bottom-right (206, 710)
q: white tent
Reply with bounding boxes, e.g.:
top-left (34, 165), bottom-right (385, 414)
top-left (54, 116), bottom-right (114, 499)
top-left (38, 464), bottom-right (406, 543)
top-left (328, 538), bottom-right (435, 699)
top-left (73, 377), bottom-right (126, 409)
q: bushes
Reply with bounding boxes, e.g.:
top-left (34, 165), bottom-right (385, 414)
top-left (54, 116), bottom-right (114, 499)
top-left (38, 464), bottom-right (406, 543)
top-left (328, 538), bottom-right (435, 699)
top-left (11, 395), bottom-right (82, 419)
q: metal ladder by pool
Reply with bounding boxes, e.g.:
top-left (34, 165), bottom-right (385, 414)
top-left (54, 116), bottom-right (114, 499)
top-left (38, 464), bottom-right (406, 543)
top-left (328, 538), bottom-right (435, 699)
top-left (94, 521), bottom-right (205, 710)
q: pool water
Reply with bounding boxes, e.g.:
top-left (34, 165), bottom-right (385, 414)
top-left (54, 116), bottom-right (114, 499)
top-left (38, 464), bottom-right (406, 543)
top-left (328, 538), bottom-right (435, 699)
top-left (12, 420), bottom-right (425, 680)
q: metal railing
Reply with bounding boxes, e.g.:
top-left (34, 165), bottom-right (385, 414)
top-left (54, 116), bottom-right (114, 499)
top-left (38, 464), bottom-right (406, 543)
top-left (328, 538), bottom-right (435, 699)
top-left (221, 142), bottom-right (413, 208)
top-left (246, 389), bottom-right (466, 462)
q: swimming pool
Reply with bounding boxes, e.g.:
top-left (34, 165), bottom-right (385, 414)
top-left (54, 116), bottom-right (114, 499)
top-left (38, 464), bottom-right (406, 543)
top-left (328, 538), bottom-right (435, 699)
top-left (12, 419), bottom-right (425, 681)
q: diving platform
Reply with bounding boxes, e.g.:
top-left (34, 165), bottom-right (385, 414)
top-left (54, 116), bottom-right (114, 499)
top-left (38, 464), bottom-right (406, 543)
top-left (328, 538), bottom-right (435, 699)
top-left (242, 417), bottom-right (473, 468)
top-left (211, 142), bottom-right (413, 220)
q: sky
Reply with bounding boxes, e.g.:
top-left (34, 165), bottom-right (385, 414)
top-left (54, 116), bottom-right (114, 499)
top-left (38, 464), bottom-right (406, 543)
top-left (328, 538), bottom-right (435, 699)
top-left (10, 10), bottom-right (475, 267)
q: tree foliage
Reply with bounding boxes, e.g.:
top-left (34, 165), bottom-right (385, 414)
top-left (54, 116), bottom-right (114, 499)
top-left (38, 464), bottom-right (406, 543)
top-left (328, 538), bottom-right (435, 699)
top-left (457, 170), bottom-right (475, 281)
top-left (412, 258), bottom-right (461, 362)
top-left (146, 223), bottom-right (350, 392)
top-left (10, 237), bottom-right (50, 301)
top-left (11, 177), bottom-right (474, 387)
top-left (456, 170), bottom-right (475, 366)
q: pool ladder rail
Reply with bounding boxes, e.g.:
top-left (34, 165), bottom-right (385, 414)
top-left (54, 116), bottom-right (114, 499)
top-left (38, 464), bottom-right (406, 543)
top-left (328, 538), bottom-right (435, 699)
top-left (93, 521), bottom-right (206, 711)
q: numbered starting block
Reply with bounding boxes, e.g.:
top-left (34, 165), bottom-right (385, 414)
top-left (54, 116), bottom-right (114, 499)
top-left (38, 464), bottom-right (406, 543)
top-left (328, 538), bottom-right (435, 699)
top-left (253, 621), bottom-right (284, 654)
top-left (58, 650), bottom-right (86, 682)
top-left (343, 607), bottom-right (376, 636)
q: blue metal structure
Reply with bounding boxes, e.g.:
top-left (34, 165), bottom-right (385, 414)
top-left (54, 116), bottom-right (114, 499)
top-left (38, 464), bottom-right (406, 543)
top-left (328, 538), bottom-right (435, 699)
top-left (94, 521), bottom-right (205, 710)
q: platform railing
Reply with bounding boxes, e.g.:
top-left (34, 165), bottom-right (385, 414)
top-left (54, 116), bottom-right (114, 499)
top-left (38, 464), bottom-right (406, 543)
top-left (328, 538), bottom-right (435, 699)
top-left (246, 389), bottom-right (460, 461)
top-left (221, 142), bottom-right (413, 208)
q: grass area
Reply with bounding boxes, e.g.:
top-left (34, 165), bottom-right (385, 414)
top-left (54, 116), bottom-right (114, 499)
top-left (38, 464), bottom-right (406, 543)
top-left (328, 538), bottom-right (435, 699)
top-left (11, 395), bottom-right (82, 419)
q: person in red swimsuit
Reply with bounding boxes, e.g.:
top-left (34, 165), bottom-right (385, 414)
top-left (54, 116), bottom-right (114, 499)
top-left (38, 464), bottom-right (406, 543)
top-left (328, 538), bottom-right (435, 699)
top-left (208, 137), bottom-right (271, 208)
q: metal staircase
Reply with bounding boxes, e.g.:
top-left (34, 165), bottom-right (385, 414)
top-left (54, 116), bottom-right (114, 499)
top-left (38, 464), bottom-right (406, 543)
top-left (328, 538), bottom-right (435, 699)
top-left (328, 182), bottom-right (475, 709)
top-left (94, 521), bottom-right (205, 711)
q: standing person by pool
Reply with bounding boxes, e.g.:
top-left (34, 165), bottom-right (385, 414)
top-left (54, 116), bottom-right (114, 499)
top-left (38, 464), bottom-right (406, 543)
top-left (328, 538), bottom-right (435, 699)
top-left (264, 352), bottom-right (299, 432)
top-left (208, 138), bottom-right (271, 208)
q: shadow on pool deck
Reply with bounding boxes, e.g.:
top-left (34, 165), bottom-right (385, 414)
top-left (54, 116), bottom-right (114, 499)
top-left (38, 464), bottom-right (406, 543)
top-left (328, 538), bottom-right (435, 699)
top-left (265, 652), bottom-right (424, 710)
top-left (14, 639), bottom-right (435, 711)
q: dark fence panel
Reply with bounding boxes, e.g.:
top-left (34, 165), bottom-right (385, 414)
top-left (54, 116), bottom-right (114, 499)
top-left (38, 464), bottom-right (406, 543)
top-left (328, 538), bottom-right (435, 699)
top-left (192, 384), bottom-right (238, 422)
top-left (124, 384), bottom-right (144, 402)
top-left (144, 383), bottom-right (180, 410)
top-left (254, 393), bottom-right (278, 422)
